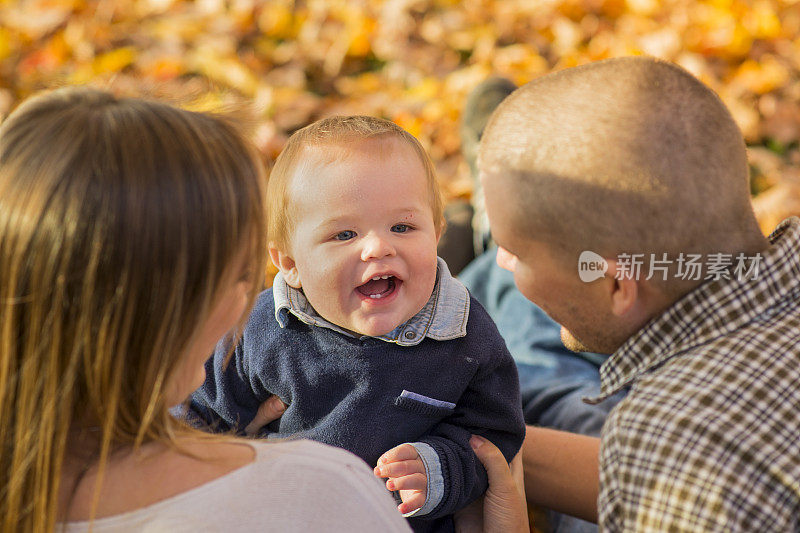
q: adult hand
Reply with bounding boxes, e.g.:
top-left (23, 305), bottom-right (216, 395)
top-left (454, 435), bottom-right (529, 533)
top-left (244, 395), bottom-right (287, 436)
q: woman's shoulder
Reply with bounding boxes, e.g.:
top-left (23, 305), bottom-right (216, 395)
top-left (196, 439), bottom-right (409, 531)
top-left (245, 439), bottom-right (404, 510)
top-left (249, 437), bottom-right (371, 467)
top-left (174, 438), bottom-right (377, 491)
top-left (60, 438), bottom-right (409, 533)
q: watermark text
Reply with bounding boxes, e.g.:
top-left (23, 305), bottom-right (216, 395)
top-left (578, 252), bottom-right (762, 282)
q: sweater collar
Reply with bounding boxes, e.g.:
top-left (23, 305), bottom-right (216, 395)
top-left (272, 257), bottom-right (470, 346)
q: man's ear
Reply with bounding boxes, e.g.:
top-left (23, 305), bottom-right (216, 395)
top-left (268, 244), bottom-right (302, 288)
top-left (604, 259), bottom-right (639, 317)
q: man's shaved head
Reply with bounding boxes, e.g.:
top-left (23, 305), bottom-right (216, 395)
top-left (479, 57), bottom-right (762, 271)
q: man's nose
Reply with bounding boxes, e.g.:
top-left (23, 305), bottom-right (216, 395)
top-left (361, 233), bottom-right (396, 261)
top-left (496, 246), bottom-right (517, 272)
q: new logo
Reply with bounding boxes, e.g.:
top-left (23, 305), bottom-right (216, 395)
top-left (578, 251), bottom-right (607, 282)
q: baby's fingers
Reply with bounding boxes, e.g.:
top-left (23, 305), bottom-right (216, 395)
top-left (386, 473), bottom-right (427, 492)
top-left (377, 443), bottom-right (419, 465)
top-left (374, 458), bottom-right (424, 478)
top-left (398, 492), bottom-right (426, 515)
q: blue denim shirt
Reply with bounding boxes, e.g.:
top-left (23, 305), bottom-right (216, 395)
top-left (272, 256), bottom-right (467, 516)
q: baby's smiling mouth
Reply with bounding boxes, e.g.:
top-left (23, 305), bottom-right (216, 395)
top-left (356, 275), bottom-right (399, 299)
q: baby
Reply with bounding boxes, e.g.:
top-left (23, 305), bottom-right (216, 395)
top-left (190, 116), bottom-right (525, 532)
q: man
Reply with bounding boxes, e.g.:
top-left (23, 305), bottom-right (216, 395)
top-left (479, 56), bottom-right (800, 530)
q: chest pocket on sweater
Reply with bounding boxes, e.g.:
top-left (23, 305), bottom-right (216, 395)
top-left (394, 389), bottom-right (456, 418)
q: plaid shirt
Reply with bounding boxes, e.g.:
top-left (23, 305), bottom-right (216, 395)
top-left (587, 217), bottom-right (800, 532)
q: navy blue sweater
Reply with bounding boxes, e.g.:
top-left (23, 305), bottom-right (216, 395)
top-left (190, 289), bottom-right (525, 532)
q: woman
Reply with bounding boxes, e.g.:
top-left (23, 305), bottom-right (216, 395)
top-left (0, 87), bottom-right (526, 532)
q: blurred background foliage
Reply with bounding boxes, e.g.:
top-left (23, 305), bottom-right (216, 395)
top-left (1, 0), bottom-right (799, 233)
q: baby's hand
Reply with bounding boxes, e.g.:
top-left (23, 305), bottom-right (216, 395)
top-left (243, 395), bottom-right (287, 437)
top-left (374, 443), bottom-right (428, 515)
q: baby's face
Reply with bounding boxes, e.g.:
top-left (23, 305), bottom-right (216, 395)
top-left (282, 137), bottom-right (440, 337)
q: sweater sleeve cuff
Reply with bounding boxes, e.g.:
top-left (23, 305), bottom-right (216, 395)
top-left (404, 442), bottom-right (444, 517)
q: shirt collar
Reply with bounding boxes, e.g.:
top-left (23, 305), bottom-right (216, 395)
top-left (272, 257), bottom-right (470, 346)
top-left (586, 217), bottom-right (800, 404)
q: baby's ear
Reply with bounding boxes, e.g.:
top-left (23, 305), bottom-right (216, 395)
top-left (436, 215), bottom-right (446, 243)
top-left (268, 244), bottom-right (302, 288)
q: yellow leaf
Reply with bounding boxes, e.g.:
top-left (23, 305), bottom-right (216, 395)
top-left (626, 0), bottom-right (659, 17)
top-left (493, 44), bottom-right (549, 77)
top-left (347, 18), bottom-right (375, 57)
top-left (144, 57), bottom-right (184, 80)
top-left (0, 28), bottom-right (13, 62)
top-left (752, 183), bottom-right (800, 236)
top-left (181, 92), bottom-right (225, 113)
top-left (732, 57), bottom-right (789, 94)
top-left (258, 3), bottom-right (296, 40)
top-left (69, 65), bottom-right (94, 85)
top-left (743, 1), bottom-right (782, 40)
top-left (707, 0), bottom-right (734, 9)
top-left (93, 47), bottom-right (136, 74)
top-left (393, 111), bottom-right (423, 138)
top-left (189, 47), bottom-right (260, 96)
top-left (551, 17), bottom-right (583, 56)
top-left (689, 3), bottom-right (753, 58)
top-left (408, 78), bottom-right (441, 101)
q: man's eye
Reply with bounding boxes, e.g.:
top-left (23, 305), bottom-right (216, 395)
top-left (334, 230), bottom-right (356, 241)
top-left (391, 224), bottom-right (410, 233)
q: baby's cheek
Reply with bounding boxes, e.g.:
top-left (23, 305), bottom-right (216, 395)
top-left (423, 264), bottom-right (438, 297)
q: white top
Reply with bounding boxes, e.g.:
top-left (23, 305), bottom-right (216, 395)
top-left (58, 439), bottom-right (411, 533)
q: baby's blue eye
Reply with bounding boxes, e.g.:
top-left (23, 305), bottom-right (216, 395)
top-left (391, 224), bottom-right (410, 233)
top-left (334, 230), bottom-right (356, 241)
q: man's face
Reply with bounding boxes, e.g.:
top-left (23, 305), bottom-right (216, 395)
top-left (281, 138), bottom-right (440, 337)
top-left (482, 170), bottom-right (621, 354)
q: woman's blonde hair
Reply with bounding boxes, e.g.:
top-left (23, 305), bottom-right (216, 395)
top-left (266, 115), bottom-right (444, 252)
top-left (0, 87), bottom-right (267, 532)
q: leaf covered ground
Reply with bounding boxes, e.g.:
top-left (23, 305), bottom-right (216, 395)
top-left (2, 0), bottom-right (799, 232)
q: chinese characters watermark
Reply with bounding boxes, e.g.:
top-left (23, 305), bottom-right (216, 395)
top-left (578, 251), bottom-right (762, 282)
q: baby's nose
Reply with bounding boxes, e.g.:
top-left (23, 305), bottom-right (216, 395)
top-left (361, 234), bottom-right (396, 261)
